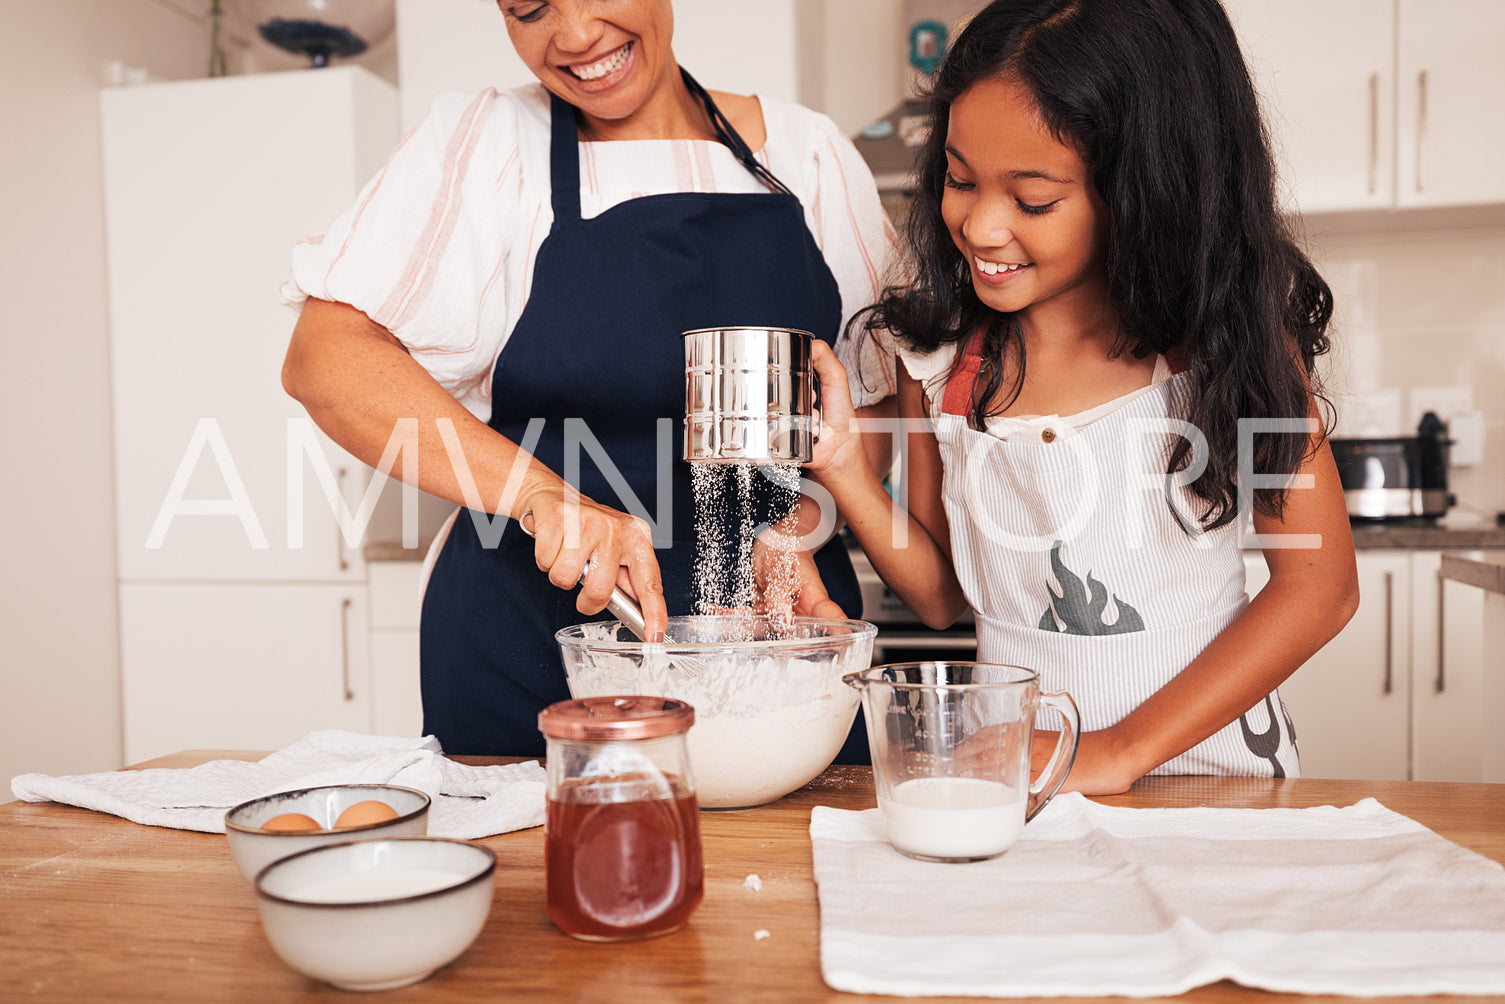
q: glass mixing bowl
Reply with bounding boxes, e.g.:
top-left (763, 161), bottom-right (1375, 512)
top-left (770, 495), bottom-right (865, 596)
top-left (556, 616), bottom-right (877, 809)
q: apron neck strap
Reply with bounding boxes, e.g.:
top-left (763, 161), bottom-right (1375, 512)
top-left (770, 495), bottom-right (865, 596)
top-left (549, 90), bottom-right (584, 222)
top-left (548, 69), bottom-right (794, 222)
top-left (680, 68), bottom-right (793, 197)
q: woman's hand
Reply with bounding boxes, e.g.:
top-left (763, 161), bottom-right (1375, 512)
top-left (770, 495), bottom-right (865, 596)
top-left (517, 478), bottom-right (667, 640)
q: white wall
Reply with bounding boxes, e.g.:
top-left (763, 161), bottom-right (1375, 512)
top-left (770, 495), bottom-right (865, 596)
top-left (0, 0), bottom-right (210, 786)
top-left (395, 0), bottom-right (525, 129)
top-left (801, 0), bottom-right (909, 136)
top-left (395, 0), bottom-right (857, 132)
top-left (1309, 221), bottom-right (1505, 523)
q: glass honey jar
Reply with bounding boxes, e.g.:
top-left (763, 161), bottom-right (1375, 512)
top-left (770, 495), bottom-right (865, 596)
top-left (537, 696), bottom-right (703, 942)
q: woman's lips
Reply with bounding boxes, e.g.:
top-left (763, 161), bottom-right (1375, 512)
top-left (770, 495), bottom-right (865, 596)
top-left (562, 41), bottom-right (633, 92)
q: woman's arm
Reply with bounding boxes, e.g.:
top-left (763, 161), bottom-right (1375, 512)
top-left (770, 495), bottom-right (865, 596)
top-left (1047, 410), bottom-right (1360, 794)
top-left (805, 341), bottom-right (969, 627)
top-left (282, 297), bottom-right (668, 633)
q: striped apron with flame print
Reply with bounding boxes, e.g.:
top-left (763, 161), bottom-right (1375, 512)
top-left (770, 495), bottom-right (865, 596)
top-left (930, 348), bottom-right (1299, 776)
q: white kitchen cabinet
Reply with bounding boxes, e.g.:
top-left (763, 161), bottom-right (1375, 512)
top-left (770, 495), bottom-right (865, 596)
top-left (102, 68), bottom-right (402, 759)
top-left (1226, 0), bottom-right (1505, 214)
top-left (1246, 547), bottom-right (1497, 781)
top-left (1394, 1), bottom-right (1505, 208)
top-left (1482, 592), bottom-right (1505, 782)
top-left (1225, 0), bottom-right (1394, 214)
top-left (119, 584), bottom-right (370, 763)
top-left (1244, 549), bottom-right (1411, 780)
top-left (102, 67), bottom-right (397, 582)
top-left (368, 561), bottom-right (425, 738)
top-left (1409, 550), bottom-right (1487, 781)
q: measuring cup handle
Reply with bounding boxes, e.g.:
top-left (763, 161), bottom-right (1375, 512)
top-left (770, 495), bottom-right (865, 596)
top-left (1025, 690), bottom-right (1080, 822)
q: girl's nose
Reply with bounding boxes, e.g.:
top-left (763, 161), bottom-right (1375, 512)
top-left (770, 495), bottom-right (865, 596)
top-left (961, 205), bottom-right (1013, 250)
top-left (554, 0), bottom-right (605, 53)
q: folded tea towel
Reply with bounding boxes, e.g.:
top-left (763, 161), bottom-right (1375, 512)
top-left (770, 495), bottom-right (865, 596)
top-left (811, 793), bottom-right (1505, 998)
top-left (10, 730), bottom-right (546, 840)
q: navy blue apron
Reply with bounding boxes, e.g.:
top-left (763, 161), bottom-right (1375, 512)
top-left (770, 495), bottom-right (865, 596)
top-left (420, 71), bottom-right (866, 759)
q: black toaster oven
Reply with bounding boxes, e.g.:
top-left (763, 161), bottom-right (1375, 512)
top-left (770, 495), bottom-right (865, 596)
top-left (1331, 412), bottom-right (1452, 522)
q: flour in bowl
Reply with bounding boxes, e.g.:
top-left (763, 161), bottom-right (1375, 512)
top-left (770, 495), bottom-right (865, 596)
top-left (560, 620), bottom-right (872, 809)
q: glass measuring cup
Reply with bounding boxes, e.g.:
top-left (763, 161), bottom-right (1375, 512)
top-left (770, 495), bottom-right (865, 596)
top-left (844, 663), bottom-right (1080, 862)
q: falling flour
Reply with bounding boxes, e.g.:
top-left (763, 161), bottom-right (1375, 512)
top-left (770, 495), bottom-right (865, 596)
top-left (690, 461), bottom-right (805, 621)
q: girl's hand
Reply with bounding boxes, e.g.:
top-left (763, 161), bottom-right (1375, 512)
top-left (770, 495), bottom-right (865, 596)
top-left (807, 340), bottom-right (869, 480)
top-left (1030, 729), bottom-right (1140, 796)
top-left (750, 528), bottom-right (846, 623)
top-left (517, 481), bottom-right (667, 639)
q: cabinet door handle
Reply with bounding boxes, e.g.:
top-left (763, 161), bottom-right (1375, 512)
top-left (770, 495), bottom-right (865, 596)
top-left (1367, 72), bottom-right (1379, 195)
top-left (1382, 570), bottom-right (1393, 695)
top-left (340, 596), bottom-right (355, 701)
top-left (1435, 570), bottom-right (1446, 693)
top-left (335, 467), bottom-right (350, 572)
top-left (1415, 70), bottom-right (1428, 193)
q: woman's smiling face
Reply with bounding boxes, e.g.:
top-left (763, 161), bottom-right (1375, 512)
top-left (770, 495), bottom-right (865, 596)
top-left (499, 0), bottom-right (676, 126)
top-left (941, 74), bottom-right (1110, 322)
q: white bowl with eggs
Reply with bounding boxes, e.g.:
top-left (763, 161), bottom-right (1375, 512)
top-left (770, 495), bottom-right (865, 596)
top-left (254, 836), bottom-right (496, 992)
top-left (224, 784), bottom-right (430, 881)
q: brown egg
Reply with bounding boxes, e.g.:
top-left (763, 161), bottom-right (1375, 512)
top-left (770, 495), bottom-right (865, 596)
top-left (334, 800), bottom-right (399, 829)
top-left (261, 812), bottom-right (322, 832)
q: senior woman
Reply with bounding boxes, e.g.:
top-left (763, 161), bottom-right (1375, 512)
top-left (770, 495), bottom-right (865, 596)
top-left (280, 0), bottom-right (898, 757)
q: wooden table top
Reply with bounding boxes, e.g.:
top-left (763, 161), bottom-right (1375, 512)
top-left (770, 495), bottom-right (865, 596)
top-left (3, 752), bottom-right (1504, 1003)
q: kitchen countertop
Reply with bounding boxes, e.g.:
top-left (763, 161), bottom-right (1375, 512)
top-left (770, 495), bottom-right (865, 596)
top-left (1441, 551), bottom-right (1505, 595)
top-left (364, 539), bottom-right (435, 561)
top-left (1346, 520), bottom-right (1505, 550)
top-left (4, 753), bottom-right (1504, 1002)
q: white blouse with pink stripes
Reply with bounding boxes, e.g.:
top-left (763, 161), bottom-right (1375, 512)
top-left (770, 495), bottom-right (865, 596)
top-left (281, 83), bottom-right (900, 421)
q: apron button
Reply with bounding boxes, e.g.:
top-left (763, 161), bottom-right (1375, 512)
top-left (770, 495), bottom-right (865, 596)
top-left (1041, 428), bottom-right (1057, 443)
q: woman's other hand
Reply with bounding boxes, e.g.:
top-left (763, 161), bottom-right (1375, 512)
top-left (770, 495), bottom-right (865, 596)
top-left (518, 480), bottom-right (667, 640)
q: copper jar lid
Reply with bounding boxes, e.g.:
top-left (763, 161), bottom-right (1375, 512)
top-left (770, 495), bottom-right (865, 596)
top-left (538, 697), bottom-right (695, 742)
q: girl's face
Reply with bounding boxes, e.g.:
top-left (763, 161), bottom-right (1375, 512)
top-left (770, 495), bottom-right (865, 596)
top-left (941, 75), bottom-right (1110, 323)
top-left (499, 0), bottom-right (676, 126)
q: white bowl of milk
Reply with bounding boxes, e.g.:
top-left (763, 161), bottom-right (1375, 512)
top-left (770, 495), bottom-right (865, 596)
top-left (253, 836), bottom-right (495, 991)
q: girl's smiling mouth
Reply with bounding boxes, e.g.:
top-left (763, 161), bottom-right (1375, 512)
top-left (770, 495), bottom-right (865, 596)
top-left (974, 256), bottom-right (1032, 281)
top-left (564, 41), bottom-right (633, 85)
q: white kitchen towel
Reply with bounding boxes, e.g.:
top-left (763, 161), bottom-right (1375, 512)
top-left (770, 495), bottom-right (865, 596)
top-left (811, 793), bottom-right (1505, 998)
top-left (10, 730), bottom-right (546, 839)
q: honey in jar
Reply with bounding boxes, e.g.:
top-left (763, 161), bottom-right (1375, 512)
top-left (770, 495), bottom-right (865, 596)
top-left (538, 697), bottom-right (703, 942)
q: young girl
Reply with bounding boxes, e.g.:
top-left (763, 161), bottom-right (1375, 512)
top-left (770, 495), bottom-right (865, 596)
top-left (806, 0), bottom-right (1359, 794)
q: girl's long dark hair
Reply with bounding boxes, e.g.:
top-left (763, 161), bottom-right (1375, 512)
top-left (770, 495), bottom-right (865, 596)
top-left (866, 0), bottom-right (1332, 529)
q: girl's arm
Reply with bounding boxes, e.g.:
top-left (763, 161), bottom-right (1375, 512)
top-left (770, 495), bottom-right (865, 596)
top-left (805, 341), bottom-right (969, 627)
top-left (281, 297), bottom-right (668, 634)
top-left (753, 393), bottom-right (899, 620)
top-left (1047, 405), bottom-right (1360, 794)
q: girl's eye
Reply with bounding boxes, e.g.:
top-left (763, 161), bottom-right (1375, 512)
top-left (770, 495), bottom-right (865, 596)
top-left (943, 172), bottom-right (974, 191)
top-left (509, 2), bottom-right (547, 22)
top-left (1017, 199), bottom-right (1061, 216)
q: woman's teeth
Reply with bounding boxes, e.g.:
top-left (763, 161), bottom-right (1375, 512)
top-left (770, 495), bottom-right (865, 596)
top-left (570, 43), bottom-right (630, 81)
top-left (975, 257), bottom-right (1028, 276)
